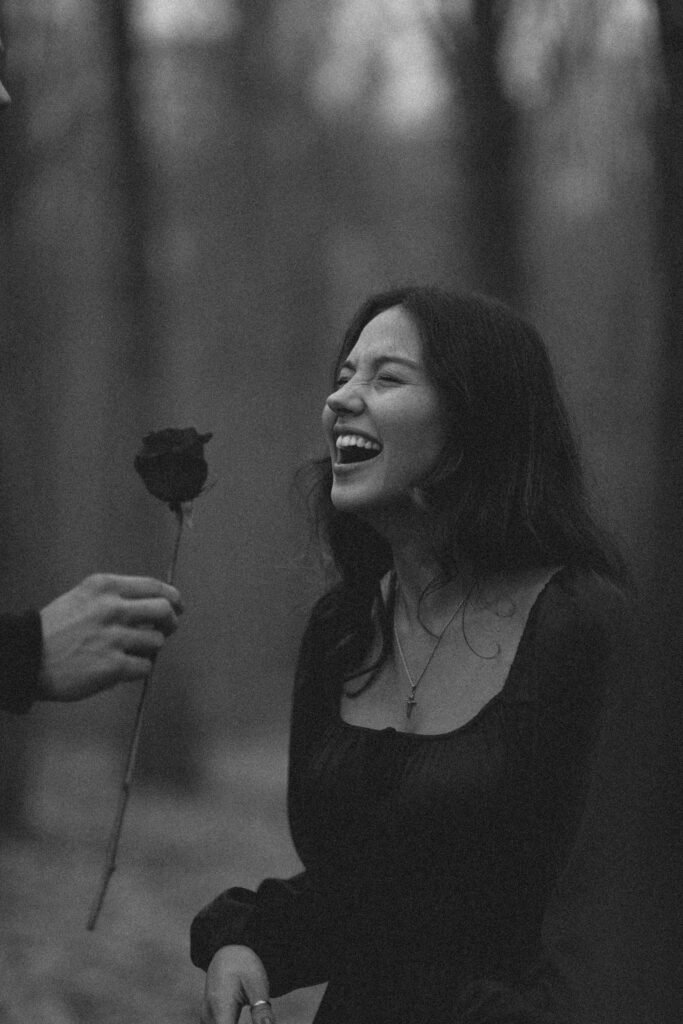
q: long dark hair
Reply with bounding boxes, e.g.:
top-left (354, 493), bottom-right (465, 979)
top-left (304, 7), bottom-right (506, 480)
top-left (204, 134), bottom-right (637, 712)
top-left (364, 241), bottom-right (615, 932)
top-left (303, 285), bottom-right (626, 684)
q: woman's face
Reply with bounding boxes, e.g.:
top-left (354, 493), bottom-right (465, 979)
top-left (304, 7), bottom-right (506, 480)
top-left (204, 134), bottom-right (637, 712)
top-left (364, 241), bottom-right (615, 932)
top-left (322, 306), bottom-right (446, 515)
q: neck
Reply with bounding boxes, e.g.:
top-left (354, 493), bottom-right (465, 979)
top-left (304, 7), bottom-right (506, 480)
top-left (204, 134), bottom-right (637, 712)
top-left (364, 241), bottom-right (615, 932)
top-left (392, 541), bottom-right (438, 609)
top-left (390, 533), bottom-right (469, 632)
top-left (360, 501), bottom-right (469, 625)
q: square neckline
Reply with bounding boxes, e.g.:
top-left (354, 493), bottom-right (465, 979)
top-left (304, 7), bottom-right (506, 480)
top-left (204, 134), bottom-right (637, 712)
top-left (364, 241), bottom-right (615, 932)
top-left (336, 564), bottom-right (568, 741)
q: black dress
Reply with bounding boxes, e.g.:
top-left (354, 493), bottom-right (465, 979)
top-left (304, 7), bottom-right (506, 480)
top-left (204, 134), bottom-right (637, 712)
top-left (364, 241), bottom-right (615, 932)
top-left (191, 567), bottom-right (634, 1023)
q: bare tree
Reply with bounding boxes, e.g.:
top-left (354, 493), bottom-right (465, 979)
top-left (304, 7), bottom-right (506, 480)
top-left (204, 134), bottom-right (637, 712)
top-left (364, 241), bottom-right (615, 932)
top-left (97, 0), bottom-right (202, 789)
top-left (649, 3), bottom-right (683, 994)
top-left (0, 4), bottom-right (45, 833)
top-left (653, 0), bottom-right (683, 611)
top-left (428, 1), bottom-right (521, 303)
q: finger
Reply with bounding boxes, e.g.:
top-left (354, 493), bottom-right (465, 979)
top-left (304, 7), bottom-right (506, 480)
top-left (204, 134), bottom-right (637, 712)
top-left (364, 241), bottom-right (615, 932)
top-left (237, 959), bottom-right (271, 1020)
top-left (200, 996), bottom-right (230, 1024)
top-left (120, 597), bottom-right (180, 635)
top-left (119, 627), bottom-right (165, 658)
top-left (200, 1005), bottom-right (241, 1024)
top-left (201, 990), bottom-right (244, 1024)
top-left (98, 575), bottom-right (183, 612)
top-left (199, 996), bottom-right (221, 1024)
top-left (114, 653), bottom-right (154, 682)
top-left (250, 999), bottom-right (276, 1024)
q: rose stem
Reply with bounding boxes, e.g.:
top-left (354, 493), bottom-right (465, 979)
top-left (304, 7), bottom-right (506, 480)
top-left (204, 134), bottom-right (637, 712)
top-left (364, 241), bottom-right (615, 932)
top-left (86, 505), bottom-right (185, 931)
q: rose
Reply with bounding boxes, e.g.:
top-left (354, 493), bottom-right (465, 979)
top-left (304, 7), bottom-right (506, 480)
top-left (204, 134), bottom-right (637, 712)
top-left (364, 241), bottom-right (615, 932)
top-left (134, 428), bottom-right (212, 508)
top-left (89, 425), bottom-right (213, 931)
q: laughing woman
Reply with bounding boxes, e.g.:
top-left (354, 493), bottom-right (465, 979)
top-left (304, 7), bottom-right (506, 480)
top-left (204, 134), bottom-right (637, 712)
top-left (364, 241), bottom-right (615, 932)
top-left (191, 287), bottom-right (632, 1024)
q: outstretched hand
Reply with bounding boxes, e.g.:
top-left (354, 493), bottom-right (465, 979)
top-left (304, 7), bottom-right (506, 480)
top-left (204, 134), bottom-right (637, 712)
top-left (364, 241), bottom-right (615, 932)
top-left (38, 573), bottom-right (182, 702)
top-left (201, 946), bottom-right (274, 1024)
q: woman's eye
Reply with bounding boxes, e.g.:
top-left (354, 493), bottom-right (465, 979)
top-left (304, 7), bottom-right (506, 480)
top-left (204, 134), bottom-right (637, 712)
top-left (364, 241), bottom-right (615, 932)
top-left (333, 372), bottom-right (402, 389)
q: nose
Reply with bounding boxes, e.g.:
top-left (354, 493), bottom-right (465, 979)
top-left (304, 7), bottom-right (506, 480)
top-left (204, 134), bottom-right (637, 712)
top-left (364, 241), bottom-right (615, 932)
top-left (325, 379), bottom-right (366, 416)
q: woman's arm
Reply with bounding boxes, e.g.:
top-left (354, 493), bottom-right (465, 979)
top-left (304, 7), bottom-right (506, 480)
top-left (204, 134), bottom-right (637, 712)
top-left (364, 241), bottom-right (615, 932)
top-left (453, 573), bottom-right (669, 1024)
top-left (191, 869), bottom-right (333, 997)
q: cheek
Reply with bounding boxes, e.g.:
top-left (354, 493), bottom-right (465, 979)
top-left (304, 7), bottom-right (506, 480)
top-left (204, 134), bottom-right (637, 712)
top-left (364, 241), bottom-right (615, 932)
top-left (402, 441), bottom-right (441, 478)
top-left (393, 409), bottom-right (445, 467)
top-left (420, 402), bottom-right (448, 460)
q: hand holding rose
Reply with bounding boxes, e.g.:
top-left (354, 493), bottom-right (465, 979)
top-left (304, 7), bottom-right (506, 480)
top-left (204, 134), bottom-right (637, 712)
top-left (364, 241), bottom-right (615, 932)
top-left (38, 574), bottom-right (182, 702)
top-left (42, 428), bottom-right (212, 704)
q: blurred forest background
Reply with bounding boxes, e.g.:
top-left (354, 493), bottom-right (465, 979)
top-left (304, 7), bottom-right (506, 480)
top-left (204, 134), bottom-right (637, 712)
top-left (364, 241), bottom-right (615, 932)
top-left (0, 1), bottom-right (680, 1022)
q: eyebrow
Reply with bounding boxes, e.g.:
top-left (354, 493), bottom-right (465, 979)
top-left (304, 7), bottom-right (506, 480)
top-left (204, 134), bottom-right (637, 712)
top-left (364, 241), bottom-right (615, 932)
top-left (340, 355), bottom-right (422, 372)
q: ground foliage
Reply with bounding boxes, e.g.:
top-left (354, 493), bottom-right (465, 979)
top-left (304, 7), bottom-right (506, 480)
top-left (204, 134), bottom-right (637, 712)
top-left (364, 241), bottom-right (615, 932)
top-left (0, 736), bottom-right (323, 1024)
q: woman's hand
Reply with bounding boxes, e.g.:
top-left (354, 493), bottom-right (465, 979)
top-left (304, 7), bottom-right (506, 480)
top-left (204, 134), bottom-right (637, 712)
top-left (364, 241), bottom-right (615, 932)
top-left (200, 945), bottom-right (274, 1024)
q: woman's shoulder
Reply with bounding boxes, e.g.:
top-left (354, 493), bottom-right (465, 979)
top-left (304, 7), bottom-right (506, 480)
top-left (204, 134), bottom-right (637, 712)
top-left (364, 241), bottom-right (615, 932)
top-left (538, 564), bottom-right (630, 627)
top-left (299, 589), bottom-right (343, 647)
top-left (483, 564), bottom-right (627, 638)
top-left (294, 588), bottom-right (350, 688)
top-left (526, 564), bottom-right (632, 677)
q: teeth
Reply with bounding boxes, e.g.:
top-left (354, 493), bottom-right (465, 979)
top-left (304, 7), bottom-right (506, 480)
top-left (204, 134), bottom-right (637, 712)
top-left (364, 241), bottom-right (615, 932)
top-left (336, 434), bottom-right (381, 451)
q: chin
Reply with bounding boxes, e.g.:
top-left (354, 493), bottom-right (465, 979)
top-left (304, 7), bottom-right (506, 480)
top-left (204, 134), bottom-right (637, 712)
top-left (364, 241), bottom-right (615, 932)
top-left (329, 486), bottom-right (370, 513)
top-left (330, 484), bottom-right (409, 522)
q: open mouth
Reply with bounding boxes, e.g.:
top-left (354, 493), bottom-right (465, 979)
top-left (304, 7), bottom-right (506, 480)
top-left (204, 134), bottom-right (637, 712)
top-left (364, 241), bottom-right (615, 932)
top-left (335, 433), bottom-right (382, 465)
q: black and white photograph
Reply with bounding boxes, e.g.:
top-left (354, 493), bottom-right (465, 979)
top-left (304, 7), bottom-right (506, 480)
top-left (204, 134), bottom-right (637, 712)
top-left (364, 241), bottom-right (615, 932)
top-left (0, 2), bottom-right (680, 1022)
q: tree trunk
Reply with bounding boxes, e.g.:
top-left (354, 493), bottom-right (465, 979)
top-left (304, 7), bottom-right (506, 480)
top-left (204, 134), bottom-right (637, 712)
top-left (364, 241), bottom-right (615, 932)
top-left (436, 1), bottom-right (521, 304)
top-left (98, 0), bottom-right (201, 789)
top-left (649, 3), bottom-right (683, 999)
top-left (653, 3), bottom-right (683, 610)
top-left (0, 4), bottom-right (44, 835)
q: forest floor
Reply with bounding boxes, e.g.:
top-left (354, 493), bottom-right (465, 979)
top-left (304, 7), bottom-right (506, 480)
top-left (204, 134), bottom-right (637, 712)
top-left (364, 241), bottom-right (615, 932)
top-left (0, 734), bottom-right (324, 1024)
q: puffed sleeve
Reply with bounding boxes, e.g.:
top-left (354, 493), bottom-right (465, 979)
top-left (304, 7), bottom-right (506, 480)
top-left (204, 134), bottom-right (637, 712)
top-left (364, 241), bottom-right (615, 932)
top-left (453, 571), bottom-right (670, 1024)
top-left (189, 869), bottom-right (334, 995)
top-left (190, 600), bottom-right (338, 995)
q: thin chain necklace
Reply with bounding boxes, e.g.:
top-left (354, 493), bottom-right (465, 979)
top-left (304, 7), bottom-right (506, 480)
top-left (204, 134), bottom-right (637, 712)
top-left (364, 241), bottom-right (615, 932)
top-left (392, 584), bottom-right (464, 720)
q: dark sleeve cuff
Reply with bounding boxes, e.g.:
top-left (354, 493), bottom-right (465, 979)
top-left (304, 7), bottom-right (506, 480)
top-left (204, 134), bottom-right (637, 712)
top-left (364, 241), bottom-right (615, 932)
top-left (190, 885), bottom-right (259, 972)
top-left (190, 873), bottom-right (332, 996)
top-left (0, 609), bottom-right (43, 714)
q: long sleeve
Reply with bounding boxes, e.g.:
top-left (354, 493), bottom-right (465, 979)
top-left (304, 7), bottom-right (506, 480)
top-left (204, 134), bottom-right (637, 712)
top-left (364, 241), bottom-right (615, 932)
top-left (452, 576), bottom-right (670, 1024)
top-left (189, 572), bottom-right (673, 1023)
top-left (190, 869), bottom-right (334, 996)
top-left (0, 609), bottom-right (42, 714)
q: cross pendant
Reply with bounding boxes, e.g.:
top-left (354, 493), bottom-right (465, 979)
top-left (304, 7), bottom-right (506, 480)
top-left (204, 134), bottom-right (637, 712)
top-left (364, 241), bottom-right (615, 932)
top-left (405, 693), bottom-right (417, 719)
